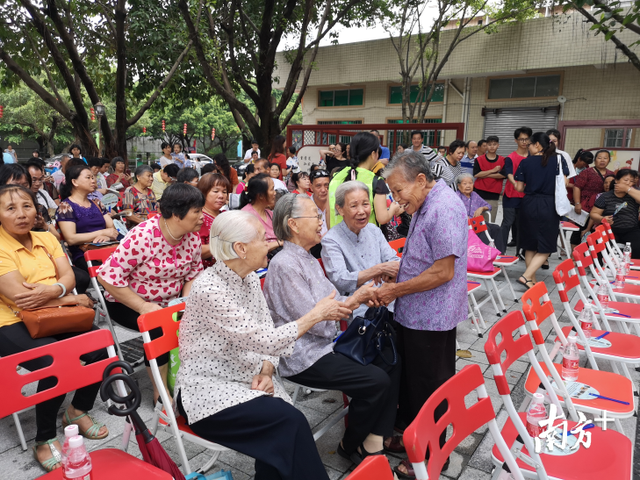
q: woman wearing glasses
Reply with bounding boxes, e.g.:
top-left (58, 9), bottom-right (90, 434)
top-left (264, 194), bottom-right (400, 467)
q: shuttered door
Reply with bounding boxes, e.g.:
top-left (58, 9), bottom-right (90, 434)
top-left (483, 107), bottom-right (559, 157)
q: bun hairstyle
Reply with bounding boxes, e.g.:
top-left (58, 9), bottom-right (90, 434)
top-left (60, 164), bottom-right (91, 199)
top-left (572, 149), bottom-right (594, 166)
top-left (239, 173), bottom-right (271, 208)
top-left (529, 132), bottom-right (556, 167)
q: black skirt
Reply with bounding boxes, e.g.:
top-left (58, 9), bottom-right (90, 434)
top-left (518, 194), bottom-right (560, 254)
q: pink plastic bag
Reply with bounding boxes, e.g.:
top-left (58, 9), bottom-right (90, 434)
top-left (467, 230), bottom-right (500, 272)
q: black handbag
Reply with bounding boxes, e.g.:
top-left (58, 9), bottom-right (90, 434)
top-left (334, 306), bottom-right (397, 366)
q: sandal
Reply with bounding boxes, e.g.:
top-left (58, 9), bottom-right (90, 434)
top-left (33, 439), bottom-right (62, 472)
top-left (541, 260), bottom-right (550, 270)
top-left (393, 456), bottom-right (450, 479)
top-left (338, 441), bottom-right (383, 466)
top-left (517, 276), bottom-right (534, 290)
top-left (383, 435), bottom-right (405, 454)
top-left (62, 410), bottom-right (109, 440)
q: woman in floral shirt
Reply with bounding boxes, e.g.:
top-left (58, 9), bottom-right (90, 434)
top-left (123, 165), bottom-right (157, 228)
top-left (98, 183), bottom-right (204, 404)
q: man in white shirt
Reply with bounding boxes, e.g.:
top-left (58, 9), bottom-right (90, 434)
top-left (27, 162), bottom-right (57, 210)
top-left (546, 129), bottom-right (577, 178)
top-left (243, 140), bottom-right (261, 162)
top-left (410, 130), bottom-right (437, 165)
top-left (460, 140), bottom-right (478, 176)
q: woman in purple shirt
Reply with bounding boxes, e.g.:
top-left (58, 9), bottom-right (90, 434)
top-left (376, 150), bottom-right (468, 478)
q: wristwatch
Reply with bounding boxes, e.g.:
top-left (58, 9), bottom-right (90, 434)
top-left (53, 282), bottom-right (66, 298)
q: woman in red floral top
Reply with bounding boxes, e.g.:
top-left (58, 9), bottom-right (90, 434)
top-left (123, 165), bottom-right (157, 228)
top-left (197, 173), bottom-right (231, 268)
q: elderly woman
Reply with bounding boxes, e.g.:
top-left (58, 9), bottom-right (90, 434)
top-left (291, 171), bottom-right (312, 196)
top-left (197, 172), bottom-right (231, 268)
top-left (321, 181), bottom-right (400, 319)
top-left (455, 173), bottom-right (506, 253)
top-left (0, 184), bottom-right (107, 473)
top-left (122, 165), bottom-right (158, 228)
top-left (98, 183), bottom-right (204, 403)
top-left (106, 156), bottom-right (131, 189)
top-left (264, 193), bottom-right (400, 466)
top-left (376, 150), bottom-right (468, 478)
top-left (240, 173), bottom-right (282, 255)
top-left (56, 165), bottom-right (120, 271)
top-left (177, 210), bottom-right (349, 480)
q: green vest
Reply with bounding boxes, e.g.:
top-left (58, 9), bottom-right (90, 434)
top-left (328, 167), bottom-right (378, 227)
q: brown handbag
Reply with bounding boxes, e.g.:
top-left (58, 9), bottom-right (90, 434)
top-left (17, 246), bottom-right (95, 339)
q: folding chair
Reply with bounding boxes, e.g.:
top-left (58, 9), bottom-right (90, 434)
top-left (84, 247), bottom-right (145, 367)
top-left (469, 216), bottom-right (519, 304)
top-left (345, 455), bottom-right (394, 480)
top-left (521, 282), bottom-right (635, 433)
top-left (553, 258), bottom-right (640, 391)
top-left (1, 329), bottom-right (172, 479)
top-left (601, 218), bottom-right (640, 270)
top-left (402, 364), bottom-right (524, 480)
top-left (138, 303), bottom-right (228, 475)
top-left (558, 220), bottom-right (579, 259)
top-left (484, 310), bottom-right (633, 480)
top-left (586, 228), bottom-right (640, 287)
top-left (389, 237), bottom-right (406, 257)
top-left (466, 236), bottom-right (506, 317)
top-left (467, 281), bottom-right (487, 336)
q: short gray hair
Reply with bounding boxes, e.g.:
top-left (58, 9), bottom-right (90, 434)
top-left (455, 172), bottom-right (474, 185)
top-left (384, 150), bottom-right (434, 183)
top-left (335, 181), bottom-right (370, 216)
top-left (273, 193), bottom-right (314, 241)
top-left (209, 210), bottom-right (260, 261)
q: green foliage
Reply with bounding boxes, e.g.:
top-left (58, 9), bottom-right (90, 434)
top-left (568, 0), bottom-right (639, 48)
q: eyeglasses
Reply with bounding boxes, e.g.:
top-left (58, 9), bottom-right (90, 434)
top-left (517, 138), bottom-right (530, 143)
top-left (310, 170), bottom-right (329, 181)
top-left (31, 177), bottom-right (44, 184)
top-left (293, 214), bottom-right (323, 221)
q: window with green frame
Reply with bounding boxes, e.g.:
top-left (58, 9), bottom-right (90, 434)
top-left (387, 118), bottom-right (442, 147)
top-left (388, 84), bottom-right (444, 104)
top-left (318, 89), bottom-right (364, 107)
top-left (488, 75), bottom-right (561, 99)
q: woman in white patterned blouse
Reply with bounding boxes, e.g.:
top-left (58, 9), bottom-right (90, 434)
top-left (176, 210), bottom-right (350, 480)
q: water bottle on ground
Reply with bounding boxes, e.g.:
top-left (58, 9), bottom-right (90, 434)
top-left (561, 335), bottom-right (580, 382)
top-left (623, 242), bottom-right (632, 272)
top-left (597, 283), bottom-right (610, 312)
top-left (613, 265), bottom-right (626, 290)
top-left (62, 435), bottom-right (92, 480)
top-left (526, 392), bottom-right (548, 438)
top-left (61, 424), bottom-right (79, 470)
top-left (577, 307), bottom-right (593, 340)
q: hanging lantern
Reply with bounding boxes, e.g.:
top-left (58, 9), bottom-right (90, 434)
top-left (162, 119), bottom-right (166, 132)
top-left (0, 105), bottom-right (3, 119)
top-left (211, 127), bottom-right (216, 141)
top-left (183, 123), bottom-right (187, 135)
top-left (90, 107), bottom-right (95, 121)
top-left (143, 126), bottom-right (147, 134)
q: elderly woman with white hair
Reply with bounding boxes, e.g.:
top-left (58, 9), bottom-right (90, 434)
top-left (321, 181), bottom-right (400, 319)
top-left (264, 193), bottom-right (401, 467)
top-left (176, 209), bottom-right (350, 480)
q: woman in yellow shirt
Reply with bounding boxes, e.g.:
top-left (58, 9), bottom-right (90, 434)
top-left (0, 184), bottom-right (109, 473)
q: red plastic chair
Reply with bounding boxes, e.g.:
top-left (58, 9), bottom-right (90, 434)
top-left (403, 364), bottom-right (523, 480)
top-left (137, 304), bottom-right (227, 475)
top-left (345, 455), bottom-right (394, 480)
top-left (601, 218), bottom-right (640, 270)
top-left (388, 237), bottom-right (406, 257)
top-left (484, 310), bottom-right (633, 480)
top-left (1, 329), bottom-right (172, 479)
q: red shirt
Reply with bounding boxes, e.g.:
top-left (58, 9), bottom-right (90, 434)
top-left (504, 152), bottom-right (526, 199)
top-left (199, 210), bottom-right (217, 268)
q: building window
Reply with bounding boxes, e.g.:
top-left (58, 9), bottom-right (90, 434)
top-left (316, 120), bottom-right (362, 144)
top-left (318, 89), bottom-right (364, 107)
top-left (387, 118), bottom-right (443, 147)
top-left (604, 128), bottom-right (631, 148)
top-left (488, 74), bottom-right (561, 99)
top-left (388, 83), bottom-right (444, 104)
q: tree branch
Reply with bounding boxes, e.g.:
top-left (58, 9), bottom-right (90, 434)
top-left (590, 0), bottom-right (640, 36)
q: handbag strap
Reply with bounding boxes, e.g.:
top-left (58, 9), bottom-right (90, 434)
top-left (40, 244), bottom-right (60, 280)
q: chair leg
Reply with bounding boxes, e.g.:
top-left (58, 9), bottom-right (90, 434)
top-left (196, 450), bottom-right (222, 474)
top-left (469, 292), bottom-right (487, 329)
top-left (614, 417), bottom-right (624, 434)
top-left (12, 413), bottom-right (27, 451)
top-left (483, 279), bottom-right (501, 316)
top-left (121, 418), bottom-right (133, 452)
top-left (467, 300), bottom-right (481, 337)
top-left (291, 385), bottom-right (301, 405)
top-left (500, 267), bottom-right (519, 303)
top-left (490, 277), bottom-right (507, 312)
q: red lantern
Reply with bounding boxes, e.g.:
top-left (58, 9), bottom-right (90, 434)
top-left (162, 120), bottom-right (166, 132)
top-left (0, 105), bottom-right (3, 119)
top-left (211, 127), bottom-right (216, 141)
top-left (143, 126), bottom-right (147, 134)
top-left (183, 123), bottom-right (187, 135)
top-left (90, 107), bottom-right (95, 121)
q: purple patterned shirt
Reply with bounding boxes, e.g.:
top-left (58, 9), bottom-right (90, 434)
top-left (395, 179), bottom-right (468, 331)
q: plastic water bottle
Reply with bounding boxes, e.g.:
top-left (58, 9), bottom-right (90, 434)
top-left (597, 283), bottom-right (610, 312)
top-left (526, 392), bottom-right (548, 438)
top-left (61, 424), bottom-right (79, 470)
top-left (577, 307), bottom-right (593, 340)
top-left (62, 435), bottom-right (92, 480)
top-left (561, 335), bottom-right (580, 382)
top-left (623, 242), bottom-right (632, 271)
top-left (613, 265), bottom-right (626, 290)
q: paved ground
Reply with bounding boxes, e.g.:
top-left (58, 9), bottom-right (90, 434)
top-left (1, 244), bottom-right (638, 480)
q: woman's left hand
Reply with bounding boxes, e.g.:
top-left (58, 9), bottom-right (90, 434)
top-left (251, 374), bottom-right (275, 395)
top-left (472, 207), bottom-right (486, 219)
top-left (14, 282), bottom-right (61, 308)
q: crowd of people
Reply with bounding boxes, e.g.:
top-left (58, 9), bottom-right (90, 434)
top-left (0, 127), bottom-right (629, 479)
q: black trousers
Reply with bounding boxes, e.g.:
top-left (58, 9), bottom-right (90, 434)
top-left (0, 322), bottom-right (108, 441)
top-left (287, 350), bottom-right (401, 454)
top-left (178, 395), bottom-right (329, 480)
top-left (105, 301), bottom-right (168, 367)
top-left (71, 265), bottom-right (90, 294)
top-left (613, 227), bottom-right (640, 259)
top-left (397, 325), bottom-right (457, 447)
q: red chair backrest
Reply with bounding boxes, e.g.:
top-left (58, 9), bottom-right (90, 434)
top-left (468, 216), bottom-right (487, 235)
top-left (345, 455), bottom-right (394, 480)
top-left (484, 310), bottom-right (533, 395)
top-left (586, 230), bottom-right (606, 255)
top-left (572, 241), bottom-right (594, 275)
top-left (147, 211), bottom-right (159, 219)
top-left (520, 282), bottom-right (553, 346)
top-left (403, 364), bottom-right (496, 477)
top-left (552, 259), bottom-right (581, 303)
top-left (1, 329), bottom-right (117, 418)
top-left (388, 237), bottom-right (406, 257)
top-left (601, 218), bottom-right (615, 241)
top-left (84, 246), bottom-right (119, 278)
top-left (137, 303), bottom-right (185, 361)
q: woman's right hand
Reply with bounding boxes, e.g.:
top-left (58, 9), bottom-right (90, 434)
top-left (604, 215), bottom-right (614, 225)
top-left (312, 291), bottom-right (352, 322)
top-left (574, 204), bottom-right (582, 215)
top-left (138, 302), bottom-right (162, 316)
top-left (75, 294), bottom-right (95, 309)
